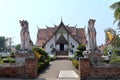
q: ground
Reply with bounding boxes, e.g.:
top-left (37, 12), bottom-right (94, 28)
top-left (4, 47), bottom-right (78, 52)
top-left (38, 60), bottom-right (78, 80)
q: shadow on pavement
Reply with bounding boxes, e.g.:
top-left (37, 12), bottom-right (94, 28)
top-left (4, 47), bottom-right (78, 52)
top-left (38, 64), bottom-right (51, 74)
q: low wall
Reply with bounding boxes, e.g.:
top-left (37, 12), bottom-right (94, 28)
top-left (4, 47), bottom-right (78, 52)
top-left (0, 58), bottom-right (37, 78)
top-left (79, 58), bottom-right (120, 79)
top-left (91, 67), bottom-right (120, 78)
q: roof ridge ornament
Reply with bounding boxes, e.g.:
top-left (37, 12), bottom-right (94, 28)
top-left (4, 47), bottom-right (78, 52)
top-left (36, 25), bottom-right (39, 30)
top-left (59, 16), bottom-right (64, 26)
top-left (61, 16), bottom-right (63, 23)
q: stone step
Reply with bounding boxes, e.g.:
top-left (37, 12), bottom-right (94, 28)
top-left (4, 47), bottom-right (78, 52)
top-left (56, 56), bottom-right (69, 60)
top-left (56, 51), bottom-right (68, 55)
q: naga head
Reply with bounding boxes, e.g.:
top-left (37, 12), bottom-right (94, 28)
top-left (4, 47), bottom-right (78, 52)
top-left (19, 20), bottom-right (28, 27)
top-left (88, 19), bottom-right (95, 27)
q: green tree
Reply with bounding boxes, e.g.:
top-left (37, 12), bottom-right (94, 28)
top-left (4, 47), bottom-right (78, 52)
top-left (110, 1), bottom-right (120, 35)
top-left (0, 36), bottom-right (6, 52)
top-left (15, 44), bottom-right (20, 50)
top-left (75, 44), bottom-right (86, 57)
top-left (111, 36), bottom-right (120, 48)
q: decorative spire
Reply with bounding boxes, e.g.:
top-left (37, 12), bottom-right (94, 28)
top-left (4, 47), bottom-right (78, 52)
top-left (66, 23), bottom-right (69, 27)
top-left (53, 24), bottom-right (57, 27)
top-left (75, 24), bottom-right (77, 27)
top-left (45, 25), bottom-right (48, 28)
top-left (59, 16), bottom-right (65, 26)
top-left (36, 25), bottom-right (39, 30)
top-left (61, 16), bottom-right (63, 23)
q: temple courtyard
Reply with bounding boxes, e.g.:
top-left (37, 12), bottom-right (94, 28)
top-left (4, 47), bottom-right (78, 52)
top-left (38, 60), bottom-right (78, 80)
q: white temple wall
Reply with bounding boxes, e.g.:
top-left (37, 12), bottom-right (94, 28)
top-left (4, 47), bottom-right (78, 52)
top-left (45, 36), bottom-right (55, 54)
top-left (63, 34), bottom-right (67, 40)
top-left (64, 45), bottom-right (68, 51)
top-left (56, 34), bottom-right (61, 40)
top-left (56, 45), bottom-right (60, 51)
top-left (69, 35), bottom-right (79, 55)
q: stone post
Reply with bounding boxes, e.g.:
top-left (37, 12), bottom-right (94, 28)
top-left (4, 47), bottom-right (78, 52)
top-left (25, 58), bottom-right (38, 78)
top-left (79, 58), bottom-right (90, 79)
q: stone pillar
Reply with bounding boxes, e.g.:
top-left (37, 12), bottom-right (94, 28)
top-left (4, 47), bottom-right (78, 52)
top-left (79, 58), bottom-right (90, 79)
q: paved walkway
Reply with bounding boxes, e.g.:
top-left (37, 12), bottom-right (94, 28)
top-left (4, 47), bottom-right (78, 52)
top-left (38, 60), bottom-right (78, 80)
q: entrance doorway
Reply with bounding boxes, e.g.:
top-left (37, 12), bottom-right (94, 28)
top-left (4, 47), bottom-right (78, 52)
top-left (60, 44), bottom-right (64, 51)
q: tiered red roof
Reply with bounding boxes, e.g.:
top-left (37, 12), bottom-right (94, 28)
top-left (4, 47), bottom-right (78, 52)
top-left (36, 21), bottom-right (86, 47)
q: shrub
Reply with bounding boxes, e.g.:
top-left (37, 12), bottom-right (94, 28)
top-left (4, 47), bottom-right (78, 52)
top-left (37, 62), bottom-right (44, 73)
top-left (32, 47), bottom-right (47, 55)
top-left (68, 57), bottom-right (74, 61)
top-left (33, 47), bottom-right (49, 60)
top-left (9, 52), bottom-right (15, 58)
top-left (49, 56), bottom-right (56, 61)
top-left (75, 44), bottom-right (86, 57)
top-left (77, 44), bottom-right (86, 50)
top-left (9, 59), bottom-right (16, 63)
top-left (38, 55), bottom-right (45, 62)
top-left (103, 47), bottom-right (108, 56)
top-left (72, 59), bottom-right (79, 69)
top-left (37, 60), bottom-right (49, 73)
top-left (110, 57), bottom-right (120, 64)
top-left (0, 60), bottom-right (3, 63)
top-left (2, 57), bottom-right (16, 63)
top-left (44, 60), bottom-right (49, 66)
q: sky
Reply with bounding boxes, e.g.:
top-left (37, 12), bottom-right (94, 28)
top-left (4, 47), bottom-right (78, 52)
top-left (0, 0), bottom-right (119, 46)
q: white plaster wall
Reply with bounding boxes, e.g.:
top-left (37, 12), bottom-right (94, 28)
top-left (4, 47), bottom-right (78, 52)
top-left (45, 36), bottom-right (55, 54)
top-left (63, 34), bottom-right (67, 40)
top-left (56, 34), bottom-right (61, 40)
top-left (69, 35), bottom-right (79, 55)
top-left (56, 45), bottom-right (60, 51)
top-left (64, 45), bottom-right (68, 51)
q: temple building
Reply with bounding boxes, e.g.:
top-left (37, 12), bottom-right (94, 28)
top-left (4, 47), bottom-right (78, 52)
top-left (36, 20), bottom-right (86, 56)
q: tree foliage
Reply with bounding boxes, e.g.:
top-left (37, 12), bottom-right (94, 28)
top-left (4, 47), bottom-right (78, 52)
top-left (15, 44), bottom-right (20, 50)
top-left (0, 36), bottom-right (6, 52)
top-left (111, 35), bottom-right (120, 48)
top-left (110, 1), bottom-right (120, 26)
top-left (32, 47), bottom-right (48, 62)
top-left (75, 44), bottom-right (86, 57)
top-left (110, 1), bottom-right (120, 36)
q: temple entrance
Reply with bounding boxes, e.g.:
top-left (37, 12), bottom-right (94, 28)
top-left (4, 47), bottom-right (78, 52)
top-left (56, 34), bottom-right (68, 55)
top-left (60, 44), bottom-right (64, 51)
top-left (56, 44), bottom-right (68, 55)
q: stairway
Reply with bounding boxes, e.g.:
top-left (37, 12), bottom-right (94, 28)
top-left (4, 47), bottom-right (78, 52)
top-left (56, 55), bottom-right (69, 60)
top-left (56, 51), bottom-right (69, 60)
top-left (56, 51), bottom-right (68, 55)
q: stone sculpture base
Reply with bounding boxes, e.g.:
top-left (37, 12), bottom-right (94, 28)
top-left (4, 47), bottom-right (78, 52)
top-left (83, 50), bottom-right (102, 66)
top-left (15, 50), bottom-right (35, 66)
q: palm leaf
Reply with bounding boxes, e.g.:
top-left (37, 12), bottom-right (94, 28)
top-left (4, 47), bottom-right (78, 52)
top-left (110, 1), bottom-right (120, 9)
top-left (114, 8), bottom-right (120, 20)
top-left (117, 21), bottom-right (120, 28)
